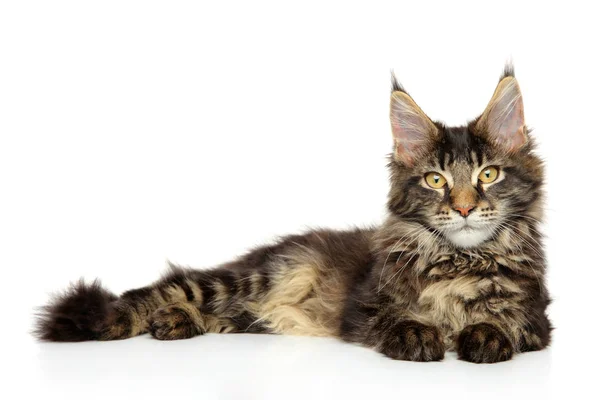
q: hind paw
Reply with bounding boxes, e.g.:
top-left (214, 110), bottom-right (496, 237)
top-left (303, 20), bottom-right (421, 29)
top-left (99, 302), bottom-right (147, 340)
top-left (148, 303), bottom-right (205, 340)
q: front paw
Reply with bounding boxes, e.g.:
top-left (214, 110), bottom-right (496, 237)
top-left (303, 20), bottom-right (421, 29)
top-left (457, 323), bottom-right (513, 363)
top-left (376, 320), bottom-right (445, 362)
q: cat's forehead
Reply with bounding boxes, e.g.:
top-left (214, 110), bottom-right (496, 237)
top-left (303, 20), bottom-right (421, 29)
top-left (418, 124), bottom-right (494, 170)
top-left (440, 125), bottom-right (486, 164)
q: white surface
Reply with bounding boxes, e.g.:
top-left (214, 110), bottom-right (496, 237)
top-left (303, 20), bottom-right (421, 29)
top-left (15, 335), bottom-right (559, 399)
top-left (1, 1), bottom-right (598, 399)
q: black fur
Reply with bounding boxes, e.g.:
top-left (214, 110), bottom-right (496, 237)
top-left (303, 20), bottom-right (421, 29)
top-left (34, 279), bottom-right (117, 342)
top-left (500, 62), bottom-right (515, 81)
top-left (391, 70), bottom-right (407, 94)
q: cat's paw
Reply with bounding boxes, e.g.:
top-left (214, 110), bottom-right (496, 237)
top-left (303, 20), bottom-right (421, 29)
top-left (148, 303), bottom-right (205, 340)
top-left (457, 323), bottom-right (513, 363)
top-left (377, 320), bottom-right (445, 362)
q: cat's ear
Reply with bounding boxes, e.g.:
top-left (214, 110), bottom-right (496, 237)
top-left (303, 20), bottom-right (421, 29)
top-left (390, 77), bottom-right (438, 166)
top-left (476, 71), bottom-right (527, 153)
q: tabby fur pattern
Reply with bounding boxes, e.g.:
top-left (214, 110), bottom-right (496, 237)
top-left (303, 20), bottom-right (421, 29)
top-left (35, 65), bottom-right (551, 363)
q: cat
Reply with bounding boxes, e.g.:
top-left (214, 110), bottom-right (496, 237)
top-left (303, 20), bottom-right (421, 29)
top-left (35, 65), bottom-right (551, 363)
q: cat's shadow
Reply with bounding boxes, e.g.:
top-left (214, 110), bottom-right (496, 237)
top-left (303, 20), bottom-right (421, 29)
top-left (36, 334), bottom-right (552, 397)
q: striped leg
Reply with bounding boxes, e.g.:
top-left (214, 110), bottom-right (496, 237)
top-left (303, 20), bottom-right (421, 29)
top-left (35, 229), bottom-right (362, 343)
top-left (103, 264), bottom-right (271, 340)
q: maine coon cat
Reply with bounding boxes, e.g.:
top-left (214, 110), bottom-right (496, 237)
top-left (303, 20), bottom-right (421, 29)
top-left (35, 66), bottom-right (551, 363)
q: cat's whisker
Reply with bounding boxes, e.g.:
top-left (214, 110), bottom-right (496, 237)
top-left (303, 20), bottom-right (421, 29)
top-left (379, 229), bottom-right (427, 293)
top-left (381, 228), bottom-right (433, 292)
top-left (499, 221), bottom-right (546, 261)
top-left (493, 221), bottom-right (545, 295)
top-left (377, 225), bottom-right (425, 293)
top-left (505, 213), bottom-right (544, 225)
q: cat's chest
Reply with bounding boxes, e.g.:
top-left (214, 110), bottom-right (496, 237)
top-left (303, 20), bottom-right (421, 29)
top-left (415, 254), bottom-right (524, 334)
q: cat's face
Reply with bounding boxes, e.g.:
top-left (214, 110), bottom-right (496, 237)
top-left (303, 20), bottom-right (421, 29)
top-left (387, 68), bottom-right (543, 248)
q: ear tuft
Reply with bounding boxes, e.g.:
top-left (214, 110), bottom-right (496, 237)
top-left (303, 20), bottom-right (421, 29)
top-left (391, 70), bottom-right (407, 94)
top-left (500, 62), bottom-right (515, 81)
top-left (390, 90), bottom-right (437, 166)
top-left (477, 75), bottom-right (527, 153)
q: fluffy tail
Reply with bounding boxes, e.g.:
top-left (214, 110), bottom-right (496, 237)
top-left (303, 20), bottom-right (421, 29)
top-left (33, 265), bottom-right (260, 342)
top-left (34, 258), bottom-right (278, 342)
top-left (34, 279), bottom-right (118, 342)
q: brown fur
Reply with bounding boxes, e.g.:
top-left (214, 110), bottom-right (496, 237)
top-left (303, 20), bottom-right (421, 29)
top-left (34, 66), bottom-right (551, 364)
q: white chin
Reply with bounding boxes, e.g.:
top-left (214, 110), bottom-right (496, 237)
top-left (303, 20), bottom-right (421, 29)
top-left (444, 228), bottom-right (493, 248)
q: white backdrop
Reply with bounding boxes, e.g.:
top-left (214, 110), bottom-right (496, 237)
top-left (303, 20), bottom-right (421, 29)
top-left (1, 1), bottom-right (598, 399)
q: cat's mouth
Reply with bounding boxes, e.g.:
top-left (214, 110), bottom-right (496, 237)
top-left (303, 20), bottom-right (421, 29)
top-left (442, 221), bottom-right (495, 248)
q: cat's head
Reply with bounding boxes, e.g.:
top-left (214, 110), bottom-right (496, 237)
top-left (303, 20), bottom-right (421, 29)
top-left (387, 66), bottom-right (543, 248)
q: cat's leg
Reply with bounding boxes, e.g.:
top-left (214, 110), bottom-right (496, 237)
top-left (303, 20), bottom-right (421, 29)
top-left (36, 229), bottom-right (370, 342)
top-left (129, 265), bottom-right (272, 341)
top-left (147, 266), bottom-right (277, 340)
top-left (366, 317), bottom-right (445, 361)
top-left (456, 323), bottom-right (513, 363)
top-left (341, 304), bottom-right (445, 362)
top-left (34, 265), bottom-right (269, 341)
top-left (456, 310), bottom-right (551, 363)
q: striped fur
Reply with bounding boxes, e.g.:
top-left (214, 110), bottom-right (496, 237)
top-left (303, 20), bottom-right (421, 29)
top-left (35, 66), bottom-right (551, 364)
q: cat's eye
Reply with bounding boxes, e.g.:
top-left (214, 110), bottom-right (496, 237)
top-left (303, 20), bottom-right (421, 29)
top-left (424, 172), bottom-right (447, 189)
top-left (478, 166), bottom-right (499, 184)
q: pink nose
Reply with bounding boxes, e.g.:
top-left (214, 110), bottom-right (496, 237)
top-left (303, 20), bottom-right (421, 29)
top-left (454, 205), bottom-right (474, 217)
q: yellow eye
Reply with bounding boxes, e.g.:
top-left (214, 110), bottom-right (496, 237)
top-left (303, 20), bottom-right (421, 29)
top-left (478, 166), bottom-right (499, 184)
top-left (424, 172), bottom-right (447, 189)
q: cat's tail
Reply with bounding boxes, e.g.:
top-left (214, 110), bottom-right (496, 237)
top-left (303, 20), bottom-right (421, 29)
top-left (33, 263), bottom-right (261, 342)
top-left (34, 279), bottom-right (119, 342)
top-left (34, 265), bottom-right (195, 342)
top-left (34, 258), bottom-right (275, 342)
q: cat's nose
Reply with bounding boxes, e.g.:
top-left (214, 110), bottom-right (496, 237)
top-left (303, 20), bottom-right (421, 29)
top-left (454, 205), bottom-right (474, 217)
